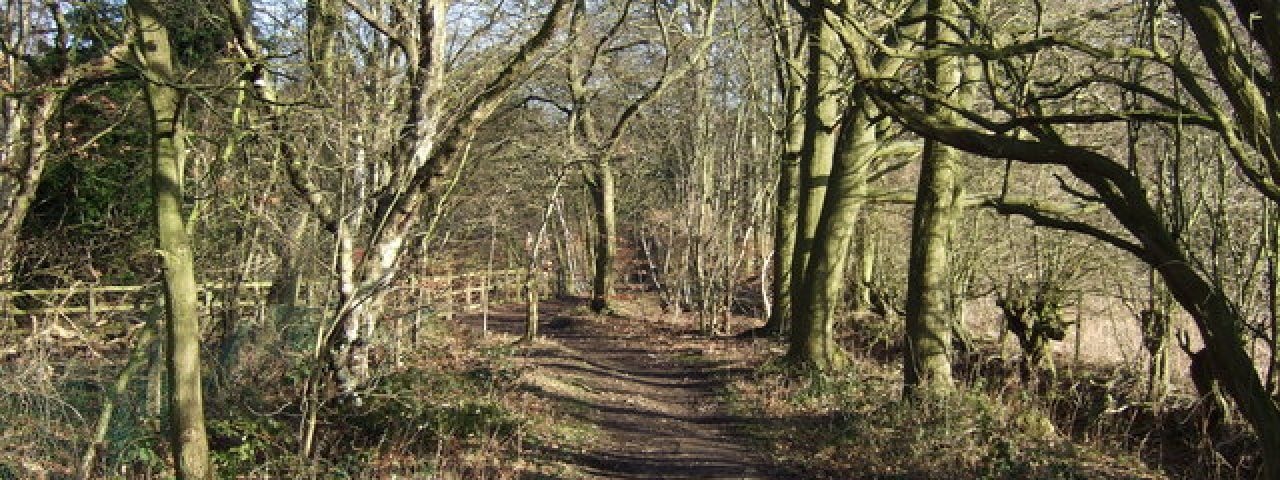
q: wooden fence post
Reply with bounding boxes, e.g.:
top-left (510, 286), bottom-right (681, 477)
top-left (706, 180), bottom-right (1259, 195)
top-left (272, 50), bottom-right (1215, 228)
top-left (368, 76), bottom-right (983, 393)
top-left (481, 272), bottom-right (490, 334)
top-left (464, 275), bottom-right (474, 307)
top-left (445, 271), bottom-right (455, 322)
top-left (203, 288), bottom-right (213, 319)
top-left (87, 284), bottom-right (97, 326)
top-left (1, 291), bottom-right (10, 336)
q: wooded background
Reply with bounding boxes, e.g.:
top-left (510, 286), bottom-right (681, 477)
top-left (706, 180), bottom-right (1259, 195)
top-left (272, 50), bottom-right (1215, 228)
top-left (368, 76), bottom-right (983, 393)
top-left (2, 0), bottom-right (1279, 478)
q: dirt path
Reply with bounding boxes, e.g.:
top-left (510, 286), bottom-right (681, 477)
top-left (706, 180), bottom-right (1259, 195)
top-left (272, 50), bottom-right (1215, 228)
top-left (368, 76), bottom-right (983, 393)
top-left (459, 298), bottom-right (789, 479)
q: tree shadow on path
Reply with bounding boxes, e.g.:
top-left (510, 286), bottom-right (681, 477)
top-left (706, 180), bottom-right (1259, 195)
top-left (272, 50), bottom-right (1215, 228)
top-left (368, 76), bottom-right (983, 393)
top-left (457, 297), bottom-right (798, 479)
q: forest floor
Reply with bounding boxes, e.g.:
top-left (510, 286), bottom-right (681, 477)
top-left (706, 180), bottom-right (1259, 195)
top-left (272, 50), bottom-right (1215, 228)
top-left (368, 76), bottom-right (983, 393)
top-left (457, 296), bottom-right (794, 479)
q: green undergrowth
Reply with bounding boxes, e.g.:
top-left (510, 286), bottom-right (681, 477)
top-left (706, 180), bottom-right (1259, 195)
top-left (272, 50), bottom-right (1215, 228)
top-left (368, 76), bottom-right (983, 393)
top-left (728, 354), bottom-right (1163, 479)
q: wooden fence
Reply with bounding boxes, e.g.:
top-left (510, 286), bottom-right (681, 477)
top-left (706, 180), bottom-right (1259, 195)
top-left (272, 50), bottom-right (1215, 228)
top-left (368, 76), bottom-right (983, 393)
top-left (0, 268), bottom-right (528, 338)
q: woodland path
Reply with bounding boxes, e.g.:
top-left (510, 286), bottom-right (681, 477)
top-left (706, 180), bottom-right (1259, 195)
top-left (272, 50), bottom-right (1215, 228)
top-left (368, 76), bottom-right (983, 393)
top-left (458, 297), bottom-right (792, 479)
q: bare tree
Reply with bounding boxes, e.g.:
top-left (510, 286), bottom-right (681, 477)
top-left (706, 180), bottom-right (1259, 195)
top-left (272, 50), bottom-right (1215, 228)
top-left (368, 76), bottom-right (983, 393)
top-left (841, 0), bottom-right (1280, 471)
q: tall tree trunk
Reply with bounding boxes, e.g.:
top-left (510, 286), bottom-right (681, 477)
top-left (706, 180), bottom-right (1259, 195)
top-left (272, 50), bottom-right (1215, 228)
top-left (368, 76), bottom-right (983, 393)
top-left (787, 4), bottom-right (840, 307)
top-left (691, 52), bottom-right (715, 333)
top-left (305, 0), bottom-right (340, 84)
top-left (785, 4), bottom-right (841, 366)
top-left (787, 90), bottom-right (876, 370)
top-left (902, 0), bottom-right (961, 396)
top-left (130, 0), bottom-right (211, 476)
top-left (590, 158), bottom-right (617, 313)
top-left (761, 66), bottom-right (805, 336)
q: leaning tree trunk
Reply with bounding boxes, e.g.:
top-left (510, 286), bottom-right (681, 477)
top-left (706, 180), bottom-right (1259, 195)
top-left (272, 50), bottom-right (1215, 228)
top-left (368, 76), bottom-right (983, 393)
top-left (0, 98), bottom-right (52, 286)
top-left (1151, 235), bottom-right (1280, 476)
top-left (131, 0), bottom-right (212, 476)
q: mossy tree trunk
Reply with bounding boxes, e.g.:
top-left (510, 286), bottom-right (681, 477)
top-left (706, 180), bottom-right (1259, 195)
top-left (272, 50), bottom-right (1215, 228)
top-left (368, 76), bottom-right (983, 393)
top-left (765, 46), bottom-right (805, 336)
top-left (740, 0), bottom-right (803, 337)
top-left (788, 90), bottom-right (877, 370)
top-left (784, 3), bottom-right (843, 368)
top-left (130, 0), bottom-right (211, 476)
top-left (766, 77), bottom-right (804, 335)
top-left (902, 0), bottom-right (961, 396)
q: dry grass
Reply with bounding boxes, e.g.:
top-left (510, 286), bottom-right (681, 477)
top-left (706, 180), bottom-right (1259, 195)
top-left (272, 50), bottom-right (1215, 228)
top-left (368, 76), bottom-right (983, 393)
top-left (963, 294), bottom-right (1196, 383)
top-left (2, 291), bottom-right (1267, 479)
top-left (703, 307), bottom-right (1262, 479)
top-left (0, 332), bottom-right (130, 478)
top-left (721, 347), bottom-right (1164, 479)
top-left (0, 307), bottom-right (595, 479)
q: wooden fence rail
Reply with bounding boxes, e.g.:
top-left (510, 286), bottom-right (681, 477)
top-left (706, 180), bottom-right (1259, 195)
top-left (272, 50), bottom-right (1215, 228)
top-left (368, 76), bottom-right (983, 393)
top-left (0, 269), bottom-right (528, 334)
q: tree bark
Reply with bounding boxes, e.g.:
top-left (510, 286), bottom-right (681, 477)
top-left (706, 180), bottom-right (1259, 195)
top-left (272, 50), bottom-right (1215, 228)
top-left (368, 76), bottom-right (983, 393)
top-left (786, 3), bottom-right (841, 308)
top-left (787, 90), bottom-right (876, 370)
top-left (785, 4), bottom-right (842, 367)
top-left (130, 0), bottom-right (212, 476)
top-left (902, 0), bottom-right (962, 396)
top-left (589, 158), bottom-right (617, 313)
top-left (761, 66), bottom-right (805, 336)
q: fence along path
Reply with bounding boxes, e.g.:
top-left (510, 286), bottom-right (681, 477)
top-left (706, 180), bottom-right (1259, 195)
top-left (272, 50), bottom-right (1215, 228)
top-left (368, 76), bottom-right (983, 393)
top-left (0, 268), bottom-right (527, 339)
